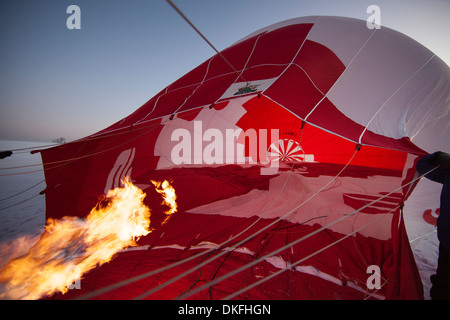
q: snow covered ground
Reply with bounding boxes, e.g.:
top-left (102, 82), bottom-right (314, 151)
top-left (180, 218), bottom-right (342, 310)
top-left (0, 140), bottom-right (441, 299)
top-left (0, 140), bottom-right (47, 269)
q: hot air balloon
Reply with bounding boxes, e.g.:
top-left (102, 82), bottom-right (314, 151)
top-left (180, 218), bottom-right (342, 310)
top-left (36, 16), bottom-right (449, 300)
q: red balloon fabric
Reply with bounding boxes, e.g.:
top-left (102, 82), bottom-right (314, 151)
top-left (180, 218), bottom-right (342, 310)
top-left (39, 16), bottom-right (450, 300)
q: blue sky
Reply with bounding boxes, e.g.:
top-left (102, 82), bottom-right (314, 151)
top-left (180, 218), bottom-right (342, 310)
top-left (1, 0), bottom-right (449, 142)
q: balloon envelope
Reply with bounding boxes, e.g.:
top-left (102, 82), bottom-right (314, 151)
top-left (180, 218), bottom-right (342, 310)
top-left (39, 16), bottom-right (450, 300)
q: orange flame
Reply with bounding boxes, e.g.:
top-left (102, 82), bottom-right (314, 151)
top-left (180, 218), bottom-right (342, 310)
top-left (151, 180), bottom-right (177, 225)
top-left (0, 178), bottom-right (151, 300)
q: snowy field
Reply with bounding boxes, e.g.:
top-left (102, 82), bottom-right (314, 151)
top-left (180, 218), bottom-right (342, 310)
top-left (0, 140), bottom-right (440, 299)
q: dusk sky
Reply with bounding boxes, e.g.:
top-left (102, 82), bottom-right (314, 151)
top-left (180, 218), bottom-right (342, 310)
top-left (1, 0), bottom-right (449, 142)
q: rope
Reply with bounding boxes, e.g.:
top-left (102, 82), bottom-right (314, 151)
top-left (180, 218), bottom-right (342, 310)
top-left (0, 193), bottom-right (42, 211)
top-left (358, 54), bottom-right (435, 145)
top-left (77, 122), bottom-right (310, 300)
top-left (133, 150), bottom-right (358, 300)
top-left (409, 229), bottom-right (437, 244)
top-left (6, 7), bottom-right (429, 299)
top-left (0, 105), bottom-right (210, 177)
top-left (60, 118), bottom-right (430, 300)
top-left (177, 166), bottom-right (436, 300)
top-left (226, 193), bottom-right (407, 299)
top-left (0, 179), bottom-right (45, 202)
top-left (303, 28), bottom-right (378, 122)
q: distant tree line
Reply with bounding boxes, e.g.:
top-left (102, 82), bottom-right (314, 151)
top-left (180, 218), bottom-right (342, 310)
top-left (52, 137), bottom-right (66, 144)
